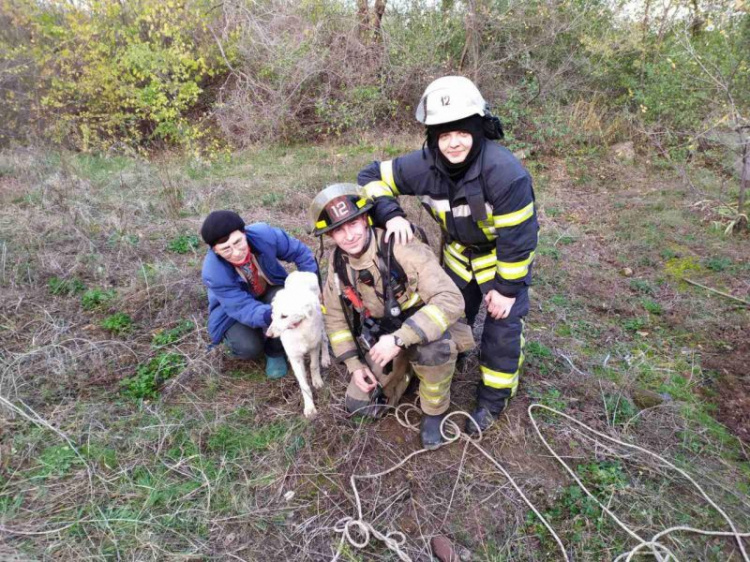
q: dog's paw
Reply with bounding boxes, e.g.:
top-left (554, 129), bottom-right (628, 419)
top-left (303, 404), bottom-right (318, 419)
top-left (321, 355), bottom-right (331, 369)
top-left (312, 376), bottom-right (324, 389)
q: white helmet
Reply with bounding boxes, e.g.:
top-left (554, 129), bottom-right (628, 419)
top-left (415, 76), bottom-right (487, 125)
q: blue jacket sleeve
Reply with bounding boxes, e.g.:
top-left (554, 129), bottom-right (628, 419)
top-left (203, 268), bottom-right (272, 330)
top-left (270, 226), bottom-right (318, 273)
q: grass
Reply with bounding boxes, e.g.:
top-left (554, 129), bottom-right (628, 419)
top-left (0, 140), bottom-right (748, 561)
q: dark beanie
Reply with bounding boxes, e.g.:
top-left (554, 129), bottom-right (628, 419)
top-left (200, 210), bottom-right (245, 246)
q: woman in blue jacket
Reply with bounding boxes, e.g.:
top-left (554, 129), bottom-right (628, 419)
top-left (200, 210), bottom-right (318, 378)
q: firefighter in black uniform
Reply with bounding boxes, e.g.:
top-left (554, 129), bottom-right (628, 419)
top-left (358, 76), bottom-right (539, 434)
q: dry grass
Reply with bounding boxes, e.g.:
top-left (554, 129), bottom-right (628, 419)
top-left (0, 141), bottom-right (749, 561)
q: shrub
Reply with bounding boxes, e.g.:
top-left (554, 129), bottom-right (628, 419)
top-left (152, 320), bottom-right (195, 347)
top-left (167, 234), bottom-right (201, 254)
top-left (101, 313), bottom-right (134, 335)
top-left (81, 288), bottom-right (117, 310)
top-left (121, 352), bottom-right (186, 400)
top-left (6, 0), bottom-right (225, 151)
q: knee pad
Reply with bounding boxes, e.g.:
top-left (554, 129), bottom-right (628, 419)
top-left (414, 339), bottom-right (455, 367)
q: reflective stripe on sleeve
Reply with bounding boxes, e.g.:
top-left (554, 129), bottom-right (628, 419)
top-left (493, 202), bottom-right (534, 228)
top-left (363, 180), bottom-right (395, 199)
top-left (421, 304), bottom-right (449, 332)
top-left (419, 195), bottom-right (451, 213)
top-left (401, 292), bottom-right (422, 310)
top-left (474, 267), bottom-right (496, 285)
top-left (329, 330), bottom-right (354, 344)
top-left (380, 160), bottom-right (399, 194)
top-left (496, 251), bottom-right (535, 280)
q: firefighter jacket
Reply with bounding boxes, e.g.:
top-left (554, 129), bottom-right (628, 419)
top-left (358, 140), bottom-right (539, 297)
top-left (322, 229), bottom-right (465, 373)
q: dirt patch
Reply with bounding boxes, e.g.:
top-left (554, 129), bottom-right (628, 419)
top-left (701, 323), bottom-right (750, 443)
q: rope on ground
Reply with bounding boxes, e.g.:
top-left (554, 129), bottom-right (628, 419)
top-left (331, 403), bottom-right (568, 561)
top-left (330, 403), bottom-right (750, 562)
top-left (528, 404), bottom-right (750, 562)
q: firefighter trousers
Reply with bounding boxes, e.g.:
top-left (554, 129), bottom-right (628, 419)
top-left (345, 322), bottom-right (474, 416)
top-left (463, 280), bottom-right (529, 414)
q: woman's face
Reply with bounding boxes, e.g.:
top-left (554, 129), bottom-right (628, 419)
top-left (213, 230), bottom-right (249, 265)
top-left (438, 130), bottom-right (473, 164)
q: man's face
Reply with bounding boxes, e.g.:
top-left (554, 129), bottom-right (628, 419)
top-left (329, 215), bottom-right (369, 257)
top-left (438, 130), bottom-right (473, 164)
top-left (213, 230), bottom-right (249, 264)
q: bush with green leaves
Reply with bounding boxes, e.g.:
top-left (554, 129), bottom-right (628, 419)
top-left (167, 234), bottom-right (201, 254)
top-left (152, 320), bottom-right (195, 347)
top-left (4, 0), bottom-right (225, 151)
top-left (81, 288), bottom-right (117, 310)
top-left (101, 312), bottom-right (133, 335)
top-left (121, 352), bottom-right (186, 400)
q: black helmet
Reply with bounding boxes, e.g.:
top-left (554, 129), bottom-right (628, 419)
top-left (308, 183), bottom-right (373, 236)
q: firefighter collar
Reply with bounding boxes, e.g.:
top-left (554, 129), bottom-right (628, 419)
top-left (432, 138), bottom-right (485, 186)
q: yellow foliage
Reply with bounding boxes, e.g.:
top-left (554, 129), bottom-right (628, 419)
top-left (4, 0), bottom-right (226, 152)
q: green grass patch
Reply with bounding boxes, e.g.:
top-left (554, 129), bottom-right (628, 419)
top-left (167, 234), bottom-right (200, 254)
top-left (603, 393), bottom-right (638, 427)
top-left (207, 420), bottom-right (293, 459)
top-left (702, 256), bottom-right (732, 272)
top-left (81, 288), bottom-right (117, 310)
top-left (640, 298), bottom-right (662, 315)
top-left (623, 317), bottom-right (648, 332)
top-left (120, 352), bottom-right (186, 400)
top-left (48, 276), bottom-right (86, 296)
top-left (101, 312), bottom-right (133, 335)
top-left (629, 278), bottom-right (654, 295)
top-left (36, 444), bottom-right (82, 477)
top-left (152, 320), bottom-right (194, 347)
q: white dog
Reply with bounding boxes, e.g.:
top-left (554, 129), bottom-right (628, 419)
top-left (266, 271), bottom-right (330, 418)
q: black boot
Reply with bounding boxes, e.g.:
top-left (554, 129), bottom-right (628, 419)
top-left (465, 406), bottom-right (498, 435)
top-left (421, 412), bottom-right (448, 450)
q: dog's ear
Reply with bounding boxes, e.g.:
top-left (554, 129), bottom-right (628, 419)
top-left (303, 301), bottom-right (316, 318)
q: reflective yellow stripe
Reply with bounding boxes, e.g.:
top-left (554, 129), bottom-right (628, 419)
top-left (420, 379), bottom-right (452, 392)
top-left (443, 252), bottom-right (473, 283)
top-left (471, 250), bottom-right (496, 271)
top-left (363, 180), bottom-right (393, 199)
top-left (475, 268), bottom-right (496, 285)
top-left (445, 242), bottom-right (469, 263)
top-left (401, 292), bottom-right (422, 310)
top-left (493, 202), bottom-right (534, 228)
top-left (496, 252), bottom-right (535, 280)
top-left (316, 219), bottom-right (328, 229)
top-left (480, 364), bottom-right (520, 389)
top-left (422, 305), bottom-right (449, 332)
top-left (329, 330), bottom-right (354, 344)
top-left (380, 160), bottom-right (399, 195)
top-left (436, 211), bottom-right (447, 228)
top-left (356, 198), bottom-right (368, 208)
top-left (321, 305), bottom-right (327, 315)
top-left (479, 225), bottom-right (497, 241)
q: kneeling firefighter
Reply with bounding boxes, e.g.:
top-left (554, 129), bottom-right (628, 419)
top-left (310, 184), bottom-right (474, 449)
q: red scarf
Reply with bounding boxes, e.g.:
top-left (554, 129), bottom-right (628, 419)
top-left (234, 248), bottom-right (267, 296)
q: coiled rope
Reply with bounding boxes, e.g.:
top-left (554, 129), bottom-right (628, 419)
top-left (330, 403), bottom-right (750, 562)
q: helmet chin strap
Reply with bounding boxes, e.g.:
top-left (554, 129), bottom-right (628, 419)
top-left (348, 227), bottom-right (373, 259)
